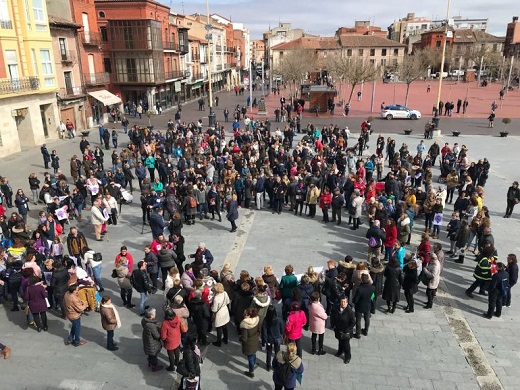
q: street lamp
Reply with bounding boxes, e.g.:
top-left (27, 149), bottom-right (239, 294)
top-left (434, 0), bottom-right (451, 132)
top-left (205, 0), bottom-right (216, 128)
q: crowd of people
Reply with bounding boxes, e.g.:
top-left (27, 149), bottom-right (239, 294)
top-left (0, 93), bottom-right (518, 389)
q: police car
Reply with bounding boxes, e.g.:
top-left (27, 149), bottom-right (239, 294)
top-left (380, 105), bottom-right (421, 120)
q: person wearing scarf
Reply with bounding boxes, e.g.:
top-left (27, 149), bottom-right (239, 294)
top-left (100, 296), bottom-right (121, 351)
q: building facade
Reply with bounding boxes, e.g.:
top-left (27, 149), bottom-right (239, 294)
top-left (504, 16), bottom-right (520, 57)
top-left (0, 0), bottom-right (60, 156)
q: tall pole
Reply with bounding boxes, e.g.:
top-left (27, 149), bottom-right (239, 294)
top-left (249, 64), bottom-right (253, 112)
top-left (506, 56), bottom-right (514, 92)
top-left (261, 59), bottom-right (265, 97)
top-left (434, 0), bottom-right (451, 129)
top-left (205, 0), bottom-right (215, 127)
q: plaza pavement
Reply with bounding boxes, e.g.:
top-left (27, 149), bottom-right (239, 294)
top-left (0, 89), bottom-right (519, 389)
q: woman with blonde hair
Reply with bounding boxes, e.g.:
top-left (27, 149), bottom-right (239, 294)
top-left (272, 342), bottom-right (304, 389)
top-left (220, 263), bottom-right (236, 301)
top-left (306, 266), bottom-right (320, 292)
top-left (262, 265), bottom-right (279, 300)
top-left (211, 283), bottom-right (230, 347)
top-left (352, 262), bottom-right (373, 298)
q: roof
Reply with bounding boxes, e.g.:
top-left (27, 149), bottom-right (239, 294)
top-left (271, 36), bottom-right (339, 50)
top-left (454, 30), bottom-right (505, 44)
top-left (48, 15), bottom-right (81, 29)
top-left (188, 35), bottom-right (208, 44)
top-left (338, 35), bottom-right (406, 48)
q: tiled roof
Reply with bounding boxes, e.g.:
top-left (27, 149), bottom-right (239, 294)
top-left (48, 15), bottom-right (81, 29)
top-left (271, 36), bottom-right (340, 50)
top-left (453, 30), bottom-right (504, 44)
top-left (338, 35), bottom-right (406, 48)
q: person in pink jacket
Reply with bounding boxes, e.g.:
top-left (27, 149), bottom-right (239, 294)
top-left (285, 301), bottom-right (307, 358)
top-left (308, 292), bottom-right (327, 355)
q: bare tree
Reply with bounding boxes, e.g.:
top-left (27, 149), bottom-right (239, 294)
top-left (399, 54), bottom-right (427, 105)
top-left (328, 55), bottom-right (380, 104)
top-left (273, 49), bottom-right (315, 104)
top-left (417, 47), bottom-right (444, 73)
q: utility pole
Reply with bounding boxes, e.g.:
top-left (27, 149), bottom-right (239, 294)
top-left (249, 63), bottom-right (253, 112)
top-left (434, 0), bottom-right (451, 131)
top-left (205, 0), bottom-right (215, 127)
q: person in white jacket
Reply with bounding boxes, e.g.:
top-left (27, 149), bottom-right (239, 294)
top-left (105, 193), bottom-right (118, 226)
top-left (83, 247), bottom-right (104, 292)
top-left (91, 199), bottom-right (108, 241)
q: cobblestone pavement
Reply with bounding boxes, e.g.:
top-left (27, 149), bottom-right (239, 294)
top-left (0, 90), bottom-right (518, 389)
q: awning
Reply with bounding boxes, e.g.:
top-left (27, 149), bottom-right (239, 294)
top-left (88, 90), bottom-right (121, 106)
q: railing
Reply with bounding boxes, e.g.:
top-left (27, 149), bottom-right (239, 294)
top-left (215, 45), bottom-right (222, 52)
top-left (216, 64), bottom-right (223, 71)
top-left (164, 70), bottom-right (187, 80)
top-left (163, 41), bottom-right (179, 51)
top-left (80, 31), bottom-right (103, 46)
top-left (60, 50), bottom-right (76, 63)
top-left (0, 77), bottom-right (40, 95)
top-left (191, 53), bottom-right (200, 61)
top-left (179, 44), bottom-right (189, 54)
top-left (58, 86), bottom-right (85, 98)
top-left (0, 19), bottom-right (13, 29)
top-left (224, 63), bottom-right (233, 70)
top-left (83, 72), bottom-right (110, 85)
top-left (200, 56), bottom-right (207, 64)
top-left (225, 46), bottom-right (236, 53)
top-left (191, 72), bottom-right (203, 80)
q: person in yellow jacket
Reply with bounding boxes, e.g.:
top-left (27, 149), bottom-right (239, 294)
top-left (306, 183), bottom-right (321, 218)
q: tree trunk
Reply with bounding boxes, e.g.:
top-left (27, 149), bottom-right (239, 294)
top-left (405, 83), bottom-right (411, 106)
top-left (347, 83), bottom-right (357, 104)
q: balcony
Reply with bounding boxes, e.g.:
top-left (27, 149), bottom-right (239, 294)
top-left (179, 44), bottom-right (189, 54)
top-left (60, 50), bottom-right (76, 64)
top-left (224, 63), bottom-right (233, 70)
top-left (58, 86), bottom-right (86, 98)
top-left (225, 46), bottom-right (236, 53)
top-left (0, 77), bottom-right (40, 95)
top-left (83, 72), bottom-right (110, 86)
top-left (163, 41), bottom-right (179, 51)
top-left (0, 19), bottom-right (13, 29)
top-left (216, 45), bottom-right (222, 52)
top-left (191, 72), bottom-right (203, 81)
top-left (164, 70), bottom-right (187, 80)
top-left (216, 64), bottom-right (223, 71)
top-left (191, 53), bottom-right (200, 61)
top-left (80, 32), bottom-right (103, 46)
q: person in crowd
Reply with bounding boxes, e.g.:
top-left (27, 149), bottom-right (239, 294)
top-left (211, 282), bottom-right (230, 347)
top-left (483, 262), bottom-right (509, 319)
top-left (63, 283), bottom-right (87, 347)
top-left (402, 260), bottom-right (419, 313)
top-left (161, 307), bottom-right (182, 371)
top-left (505, 181), bottom-right (520, 218)
top-left (272, 342), bottom-right (304, 390)
top-left (331, 295), bottom-right (355, 364)
top-left (141, 306), bottom-right (163, 372)
top-left (240, 308), bottom-right (260, 378)
top-left (24, 275), bottom-right (49, 332)
top-left (506, 254), bottom-right (518, 308)
top-left (422, 253), bottom-right (441, 309)
top-left (352, 273), bottom-right (375, 337)
top-left (99, 296), bottom-right (121, 351)
top-left (133, 260), bottom-right (154, 316)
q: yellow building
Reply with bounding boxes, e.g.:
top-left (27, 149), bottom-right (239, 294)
top-left (0, 0), bottom-right (59, 156)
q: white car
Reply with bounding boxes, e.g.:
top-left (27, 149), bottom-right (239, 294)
top-left (381, 104), bottom-right (421, 120)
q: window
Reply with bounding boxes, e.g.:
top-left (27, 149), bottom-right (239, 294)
top-left (100, 26), bottom-right (108, 42)
top-left (59, 38), bottom-right (67, 59)
top-left (0, 0), bottom-right (9, 22)
top-left (98, 11), bottom-right (105, 18)
top-left (358, 49), bottom-right (364, 56)
top-left (32, 0), bottom-right (45, 23)
top-left (103, 58), bottom-right (111, 73)
top-left (40, 49), bottom-right (54, 86)
top-left (380, 58), bottom-right (387, 67)
top-left (382, 49), bottom-right (387, 56)
top-left (5, 50), bottom-right (18, 79)
top-left (370, 49), bottom-right (375, 56)
top-left (24, 0), bottom-right (31, 29)
top-left (347, 49), bottom-right (352, 56)
top-left (393, 48), bottom-right (399, 56)
top-left (369, 59), bottom-right (375, 65)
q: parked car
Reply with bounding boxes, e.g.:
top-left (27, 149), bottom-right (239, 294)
top-left (380, 104), bottom-right (421, 120)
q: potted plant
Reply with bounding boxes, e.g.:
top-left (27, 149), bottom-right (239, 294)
top-left (500, 118), bottom-right (511, 137)
top-left (452, 131), bottom-right (461, 137)
top-left (403, 129), bottom-right (412, 135)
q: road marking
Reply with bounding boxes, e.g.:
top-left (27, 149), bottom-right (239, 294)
top-left (223, 209), bottom-right (255, 273)
top-left (437, 290), bottom-right (503, 390)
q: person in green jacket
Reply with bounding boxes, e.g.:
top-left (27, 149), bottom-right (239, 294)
top-left (279, 264), bottom-right (298, 300)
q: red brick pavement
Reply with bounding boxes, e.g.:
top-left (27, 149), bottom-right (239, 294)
top-left (253, 80), bottom-right (520, 120)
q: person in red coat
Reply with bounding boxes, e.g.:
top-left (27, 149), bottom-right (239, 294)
top-left (383, 219), bottom-right (398, 261)
top-left (24, 275), bottom-right (49, 332)
top-left (319, 187), bottom-right (332, 223)
top-left (285, 302), bottom-right (307, 358)
top-left (418, 233), bottom-right (432, 265)
top-left (161, 308), bottom-right (181, 371)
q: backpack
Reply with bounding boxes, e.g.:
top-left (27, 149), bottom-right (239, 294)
top-left (349, 200), bottom-right (357, 215)
top-left (368, 236), bottom-right (378, 248)
top-left (93, 252), bottom-right (103, 262)
top-left (6, 267), bottom-right (22, 285)
top-left (129, 273), bottom-right (137, 289)
top-left (276, 358), bottom-right (293, 385)
top-left (189, 196), bottom-right (197, 208)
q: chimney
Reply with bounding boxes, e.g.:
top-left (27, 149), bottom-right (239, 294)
top-left (513, 16), bottom-right (519, 22)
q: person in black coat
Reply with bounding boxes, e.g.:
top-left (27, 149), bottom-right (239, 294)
top-left (330, 295), bottom-right (355, 364)
top-left (133, 261), bottom-right (154, 316)
top-left (352, 274), bottom-right (375, 337)
top-left (149, 208), bottom-right (169, 239)
top-left (382, 258), bottom-right (403, 313)
top-left (402, 261), bottom-right (419, 313)
top-left (331, 188), bottom-right (345, 225)
top-left (505, 181), bottom-right (520, 218)
top-left (50, 260), bottom-right (69, 316)
top-left (506, 254), bottom-right (518, 307)
top-left (484, 262), bottom-right (509, 319)
top-left (226, 194), bottom-right (239, 232)
top-left (188, 289), bottom-right (211, 345)
top-left (177, 337), bottom-right (201, 390)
